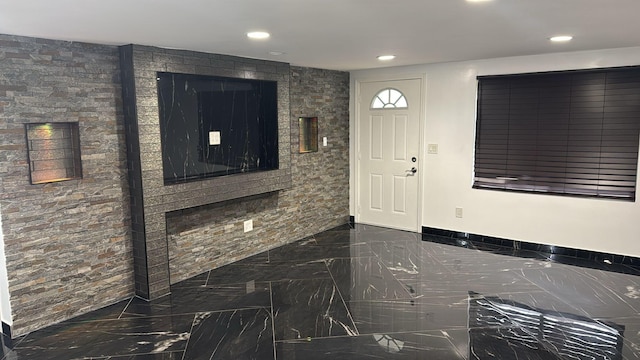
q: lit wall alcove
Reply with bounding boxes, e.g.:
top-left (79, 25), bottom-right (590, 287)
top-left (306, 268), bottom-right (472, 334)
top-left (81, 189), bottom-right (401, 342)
top-left (120, 45), bottom-right (292, 299)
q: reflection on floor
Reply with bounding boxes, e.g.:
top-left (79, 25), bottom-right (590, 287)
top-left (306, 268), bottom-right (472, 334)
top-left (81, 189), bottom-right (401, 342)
top-left (2, 224), bottom-right (639, 359)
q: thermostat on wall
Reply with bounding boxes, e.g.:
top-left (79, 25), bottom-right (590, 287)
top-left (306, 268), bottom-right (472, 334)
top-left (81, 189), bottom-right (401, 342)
top-left (209, 131), bottom-right (221, 146)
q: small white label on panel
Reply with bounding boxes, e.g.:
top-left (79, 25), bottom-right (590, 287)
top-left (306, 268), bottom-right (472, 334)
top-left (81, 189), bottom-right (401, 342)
top-left (323, 137), bottom-right (328, 146)
top-left (209, 131), bottom-right (221, 146)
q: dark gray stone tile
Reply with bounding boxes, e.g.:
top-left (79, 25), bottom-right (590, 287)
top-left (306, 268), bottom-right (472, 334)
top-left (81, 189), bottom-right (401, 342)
top-left (206, 260), bottom-right (330, 286)
top-left (347, 295), bottom-right (471, 334)
top-left (326, 257), bottom-right (413, 301)
top-left (520, 265), bottom-right (640, 318)
top-left (123, 282), bottom-right (271, 317)
top-left (182, 309), bottom-right (274, 360)
top-left (8, 314), bottom-right (194, 359)
top-left (271, 278), bottom-right (357, 340)
top-left (102, 352), bottom-right (184, 359)
top-left (268, 240), bottom-right (359, 262)
top-left (275, 330), bottom-right (467, 359)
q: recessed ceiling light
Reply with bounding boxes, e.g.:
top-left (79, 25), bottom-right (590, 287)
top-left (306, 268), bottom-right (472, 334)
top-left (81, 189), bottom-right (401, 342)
top-left (377, 55), bottom-right (396, 61)
top-left (550, 35), bottom-right (573, 42)
top-left (269, 51), bottom-right (285, 56)
top-left (466, 0), bottom-right (493, 2)
top-left (247, 31), bottom-right (270, 40)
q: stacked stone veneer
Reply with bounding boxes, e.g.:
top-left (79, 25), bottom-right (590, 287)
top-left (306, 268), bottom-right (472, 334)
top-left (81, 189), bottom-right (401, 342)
top-left (167, 66), bottom-right (350, 283)
top-left (0, 34), bottom-right (349, 337)
top-left (119, 45), bottom-right (294, 299)
top-left (0, 34), bottom-right (132, 337)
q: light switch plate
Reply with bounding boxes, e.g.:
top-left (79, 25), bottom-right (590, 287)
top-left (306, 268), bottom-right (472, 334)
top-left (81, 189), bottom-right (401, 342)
top-left (323, 137), bottom-right (328, 146)
top-left (209, 131), bottom-right (221, 146)
top-left (428, 144), bottom-right (438, 154)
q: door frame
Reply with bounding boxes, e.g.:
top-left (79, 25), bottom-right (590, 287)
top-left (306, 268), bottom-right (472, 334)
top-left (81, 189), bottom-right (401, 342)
top-left (354, 73), bottom-right (427, 233)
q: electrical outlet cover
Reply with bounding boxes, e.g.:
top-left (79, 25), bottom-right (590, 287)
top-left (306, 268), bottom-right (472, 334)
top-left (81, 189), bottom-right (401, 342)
top-left (244, 219), bottom-right (253, 232)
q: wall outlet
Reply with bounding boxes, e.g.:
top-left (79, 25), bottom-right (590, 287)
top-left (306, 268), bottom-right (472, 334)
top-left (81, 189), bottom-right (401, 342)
top-left (243, 219), bottom-right (253, 232)
top-left (455, 207), bottom-right (463, 218)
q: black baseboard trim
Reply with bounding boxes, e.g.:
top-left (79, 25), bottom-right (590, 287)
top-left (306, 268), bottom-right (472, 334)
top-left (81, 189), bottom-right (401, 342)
top-left (2, 322), bottom-right (11, 338)
top-left (421, 226), bottom-right (640, 274)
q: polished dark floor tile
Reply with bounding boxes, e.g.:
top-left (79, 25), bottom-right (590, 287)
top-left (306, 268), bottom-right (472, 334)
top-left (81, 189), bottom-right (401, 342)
top-left (4, 223), bottom-right (639, 360)
top-left (271, 278), bottom-right (357, 340)
top-left (347, 296), bottom-right (471, 333)
top-left (122, 282), bottom-right (272, 317)
top-left (612, 316), bottom-right (640, 359)
top-left (468, 291), bottom-right (624, 360)
top-left (103, 351), bottom-right (184, 359)
top-left (170, 271), bottom-right (210, 289)
top-left (9, 314), bottom-right (194, 359)
top-left (520, 266), bottom-right (640, 318)
top-left (327, 257), bottom-right (413, 301)
top-left (275, 330), bottom-right (467, 359)
top-left (183, 308), bottom-right (274, 360)
top-left (268, 240), bottom-right (364, 262)
top-left (205, 260), bottom-right (331, 286)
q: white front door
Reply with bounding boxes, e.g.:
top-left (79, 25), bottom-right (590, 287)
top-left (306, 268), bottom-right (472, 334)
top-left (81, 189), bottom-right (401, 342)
top-left (357, 78), bottom-right (422, 231)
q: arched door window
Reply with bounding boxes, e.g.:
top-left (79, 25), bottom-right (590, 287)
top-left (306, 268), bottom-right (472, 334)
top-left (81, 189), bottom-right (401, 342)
top-left (371, 88), bottom-right (408, 109)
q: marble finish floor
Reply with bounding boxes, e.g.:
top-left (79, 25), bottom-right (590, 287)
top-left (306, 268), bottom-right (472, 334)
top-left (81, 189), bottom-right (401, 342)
top-left (1, 224), bottom-right (639, 359)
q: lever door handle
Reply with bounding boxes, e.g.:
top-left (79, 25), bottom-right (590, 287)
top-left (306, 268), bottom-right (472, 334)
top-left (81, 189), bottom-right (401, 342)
top-left (407, 167), bottom-right (417, 174)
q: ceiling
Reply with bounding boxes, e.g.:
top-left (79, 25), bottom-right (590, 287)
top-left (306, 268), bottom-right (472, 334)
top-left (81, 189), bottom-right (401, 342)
top-left (1, 0), bottom-right (640, 71)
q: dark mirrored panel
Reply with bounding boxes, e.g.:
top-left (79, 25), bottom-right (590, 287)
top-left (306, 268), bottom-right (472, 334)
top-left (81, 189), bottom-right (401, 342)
top-left (157, 72), bottom-right (279, 184)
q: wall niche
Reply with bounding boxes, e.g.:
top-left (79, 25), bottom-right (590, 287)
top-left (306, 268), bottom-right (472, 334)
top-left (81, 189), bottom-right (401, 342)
top-left (25, 122), bottom-right (82, 184)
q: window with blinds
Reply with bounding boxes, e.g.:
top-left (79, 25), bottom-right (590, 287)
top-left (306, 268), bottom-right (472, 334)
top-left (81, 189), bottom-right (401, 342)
top-left (474, 66), bottom-right (640, 201)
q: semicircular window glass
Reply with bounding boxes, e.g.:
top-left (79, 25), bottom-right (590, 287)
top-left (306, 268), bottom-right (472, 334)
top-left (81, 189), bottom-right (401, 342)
top-left (371, 88), bottom-right (408, 109)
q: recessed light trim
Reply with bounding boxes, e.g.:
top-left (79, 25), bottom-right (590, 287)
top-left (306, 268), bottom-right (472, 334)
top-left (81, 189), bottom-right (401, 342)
top-left (269, 51), bottom-right (285, 56)
top-left (550, 35), bottom-right (573, 42)
top-left (377, 55), bottom-right (396, 61)
top-left (247, 31), bottom-right (270, 40)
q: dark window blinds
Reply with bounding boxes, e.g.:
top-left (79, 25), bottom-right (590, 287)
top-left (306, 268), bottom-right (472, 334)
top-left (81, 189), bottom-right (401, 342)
top-left (474, 67), bottom-right (640, 201)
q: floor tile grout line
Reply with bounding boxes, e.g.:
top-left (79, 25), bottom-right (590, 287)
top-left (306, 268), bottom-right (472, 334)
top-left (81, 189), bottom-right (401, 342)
top-left (323, 258), bottom-right (360, 336)
top-left (180, 313), bottom-right (199, 360)
top-left (376, 252), bottom-right (416, 300)
top-left (269, 281), bottom-right (277, 359)
top-left (117, 296), bottom-right (135, 320)
top-left (114, 306), bottom-right (270, 323)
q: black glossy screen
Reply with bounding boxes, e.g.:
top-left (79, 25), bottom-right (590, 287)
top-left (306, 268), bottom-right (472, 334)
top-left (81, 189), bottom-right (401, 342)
top-left (157, 72), bottom-right (278, 184)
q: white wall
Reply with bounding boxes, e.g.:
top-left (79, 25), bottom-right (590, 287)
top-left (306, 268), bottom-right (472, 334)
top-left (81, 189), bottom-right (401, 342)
top-left (350, 47), bottom-right (640, 258)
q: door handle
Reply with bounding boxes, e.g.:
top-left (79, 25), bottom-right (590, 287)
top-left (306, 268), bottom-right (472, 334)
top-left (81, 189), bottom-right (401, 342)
top-left (407, 167), bottom-right (417, 174)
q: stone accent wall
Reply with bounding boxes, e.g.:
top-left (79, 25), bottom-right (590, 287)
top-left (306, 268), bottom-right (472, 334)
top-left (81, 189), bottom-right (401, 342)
top-left (0, 34), bottom-right (349, 337)
top-left (167, 66), bottom-right (350, 283)
top-left (120, 45), bottom-right (293, 299)
top-left (0, 34), bottom-right (132, 336)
